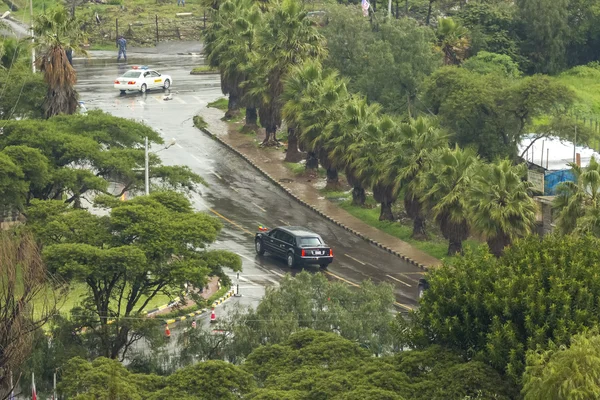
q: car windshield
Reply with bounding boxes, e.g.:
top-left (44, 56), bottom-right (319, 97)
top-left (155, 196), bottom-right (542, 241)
top-left (299, 237), bottom-right (322, 246)
top-left (122, 71), bottom-right (141, 78)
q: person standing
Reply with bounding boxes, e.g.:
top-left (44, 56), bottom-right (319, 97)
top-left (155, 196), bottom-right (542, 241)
top-left (177, 0), bottom-right (185, 6)
top-left (117, 36), bottom-right (127, 61)
top-left (66, 47), bottom-right (73, 66)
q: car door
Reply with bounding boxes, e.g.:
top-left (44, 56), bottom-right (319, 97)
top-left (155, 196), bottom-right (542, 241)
top-left (264, 229), bottom-right (280, 254)
top-left (271, 230), bottom-right (289, 257)
top-left (149, 71), bottom-right (162, 88)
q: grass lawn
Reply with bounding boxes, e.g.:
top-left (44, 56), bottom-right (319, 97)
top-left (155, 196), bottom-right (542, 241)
top-left (52, 282), bottom-right (175, 316)
top-left (191, 65), bottom-right (219, 74)
top-left (0, 0), bottom-right (207, 47)
top-left (322, 190), bottom-right (479, 261)
top-left (207, 97), bottom-right (228, 111)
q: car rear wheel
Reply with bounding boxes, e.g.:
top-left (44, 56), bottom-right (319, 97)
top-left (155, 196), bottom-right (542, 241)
top-left (287, 252), bottom-right (295, 268)
top-left (163, 79), bottom-right (171, 89)
top-left (255, 239), bottom-right (265, 256)
top-left (140, 84), bottom-right (147, 93)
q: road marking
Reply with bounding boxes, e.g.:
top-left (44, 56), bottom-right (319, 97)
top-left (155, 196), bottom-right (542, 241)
top-left (324, 271), bottom-right (360, 288)
top-left (401, 272), bottom-right (426, 275)
top-left (252, 202), bottom-right (266, 212)
top-left (270, 269), bottom-right (284, 278)
top-left (151, 96), bottom-right (162, 103)
top-left (205, 207), bottom-right (252, 235)
top-left (174, 97), bottom-right (187, 104)
top-left (236, 252), bottom-right (255, 263)
top-left (386, 274), bottom-right (412, 287)
top-left (212, 171), bottom-right (223, 180)
top-left (399, 273), bottom-right (420, 284)
top-left (394, 302), bottom-right (413, 311)
top-left (231, 187), bottom-right (239, 193)
top-left (344, 254), bottom-right (366, 265)
top-left (278, 219), bottom-right (290, 226)
top-left (137, 100), bottom-right (146, 106)
top-left (175, 143), bottom-right (183, 149)
top-left (193, 96), bottom-right (205, 103)
top-left (190, 154), bottom-right (202, 163)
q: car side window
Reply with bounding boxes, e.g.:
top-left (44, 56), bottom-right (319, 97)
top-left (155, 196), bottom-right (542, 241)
top-left (270, 230), bottom-right (281, 239)
top-left (143, 71), bottom-right (150, 78)
top-left (283, 233), bottom-right (295, 245)
top-left (150, 71), bottom-right (160, 77)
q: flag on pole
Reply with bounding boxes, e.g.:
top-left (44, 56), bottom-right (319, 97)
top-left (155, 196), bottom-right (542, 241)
top-left (32, 372), bottom-right (37, 400)
top-left (9, 371), bottom-right (15, 400)
top-left (361, 0), bottom-right (370, 16)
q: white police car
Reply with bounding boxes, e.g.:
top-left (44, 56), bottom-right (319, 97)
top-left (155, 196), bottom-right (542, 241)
top-left (113, 66), bottom-right (172, 94)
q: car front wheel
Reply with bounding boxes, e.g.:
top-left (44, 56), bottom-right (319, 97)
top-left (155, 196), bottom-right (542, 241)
top-left (255, 239), bottom-right (265, 256)
top-left (287, 252), bottom-right (295, 268)
top-left (140, 84), bottom-right (147, 93)
top-left (163, 79), bottom-right (171, 89)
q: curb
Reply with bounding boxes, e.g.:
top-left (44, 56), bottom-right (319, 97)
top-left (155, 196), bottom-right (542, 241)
top-left (197, 126), bottom-right (434, 271)
top-left (162, 288), bottom-right (235, 326)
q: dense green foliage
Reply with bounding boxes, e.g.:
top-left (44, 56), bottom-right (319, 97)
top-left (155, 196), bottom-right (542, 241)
top-left (0, 111), bottom-right (204, 212)
top-left (26, 191), bottom-right (241, 359)
top-left (180, 271), bottom-right (397, 363)
top-left (58, 330), bottom-right (516, 400)
top-left (522, 330), bottom-right (600, 399)
top-left (402, 234), bottom-right (600, 383)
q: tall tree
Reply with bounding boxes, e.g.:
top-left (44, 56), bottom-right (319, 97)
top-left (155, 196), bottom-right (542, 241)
top-left (26, 192), bottom-right (241, 359)
top-left (468, 159), bottom-right (536, 257)
top-left (326, 95), bottom-right (381, 207)
top-left (386, 117), bottom-right (449, 239)
top-left (517, 0), bottom-right (569, 74)
top-left (350, 116), bottom-right (399, 221)
top-left (402, 234), bottom-right (600, 384)
top-left (296, 67), bottom-right (349, 189)
top-left (423, 145), bottom-right (479, 255)
top-left (553, 157), bottom-right (600, 236)
top-left (204, 0), bottom-right (262, 121)
top-left (0, 232), bottom-right (58, 400)
top-left (248, 0), bottom-right (326, 145)
top-left (33, 7), bottom-right (87, 118)
top-left (436, 17), bottom-right (470, 65)
top-left (522, 331), bottom-right (600, 400)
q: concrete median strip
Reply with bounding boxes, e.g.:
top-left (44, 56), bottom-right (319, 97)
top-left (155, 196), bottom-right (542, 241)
top-left (196, 125), bottom-right (436, 271)
top-left (161, 288), bottom-right (235, 326)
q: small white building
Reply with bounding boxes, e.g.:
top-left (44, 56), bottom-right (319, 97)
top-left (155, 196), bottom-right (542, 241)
top-left (519, 134), bottom-right (600, 170)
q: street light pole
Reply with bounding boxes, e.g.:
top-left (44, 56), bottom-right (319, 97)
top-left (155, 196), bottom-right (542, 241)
top-left (30, 0), bottom-right (35, 73)
top-left (145, 136), bottom-right (150, 195)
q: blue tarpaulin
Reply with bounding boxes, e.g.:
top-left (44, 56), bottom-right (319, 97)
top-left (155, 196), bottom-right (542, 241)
top-left (545, 170), bottom-right (575, 195)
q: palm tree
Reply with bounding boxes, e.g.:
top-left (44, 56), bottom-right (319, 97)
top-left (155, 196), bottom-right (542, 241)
top-left (436, 17), bottom-right (469, 65)
top-left (296, 68), bottom-right (348, 189)
top-left (204, 0), bottom-right (262, 121)
top-left (386, 117), bottom-right (449, 239)
top-left (350, 116), bottom-right (399, 221)
top-left (248, 0), bottom-right (326, 146)
top-left (34, 6), bottom-right (86, 118)
top-left (553, 157), bottom-right (600, 236)
top-left (281, 60), bottom-right (321, 163)
top-left (326, 95), bottom-right (381, 206)
top-left (423, 145), bottom-right (479, 255)
top-left (468, 159), bottom-right (537, 257)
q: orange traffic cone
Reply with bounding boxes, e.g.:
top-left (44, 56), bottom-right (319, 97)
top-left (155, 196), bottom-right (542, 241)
top-left (210, 307), bottom-right (217, 324)
top-left (165, 324), bottom-right (171, 338)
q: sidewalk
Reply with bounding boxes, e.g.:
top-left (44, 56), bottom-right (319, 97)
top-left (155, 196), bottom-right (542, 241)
top-left (150, 276), bottom-right (220, 317)
top-left (197, 108), bottom-right (441, 269)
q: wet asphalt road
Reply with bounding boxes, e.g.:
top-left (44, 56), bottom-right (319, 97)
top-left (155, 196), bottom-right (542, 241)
top-left (74, 52), bottom-right (426, 315)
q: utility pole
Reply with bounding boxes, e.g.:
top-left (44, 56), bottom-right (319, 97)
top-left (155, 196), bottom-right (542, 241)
top-left (388, 0), bottom-right (391, 19)
top-left (30, 0), bottom-right (35, 73)
top-left (573, 123), bottom-right (577, 163)
top-left (145, 136), bottom-right (150, 195)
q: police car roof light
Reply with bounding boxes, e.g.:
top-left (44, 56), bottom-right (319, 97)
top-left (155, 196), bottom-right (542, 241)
top-left (131, 66), bottom-right (149, 70)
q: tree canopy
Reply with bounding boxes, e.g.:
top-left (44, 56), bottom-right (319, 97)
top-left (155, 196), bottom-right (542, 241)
top-left (402, 234), bottom-right (600, 383)
top-left (26, 191), bottom-right (241, 359)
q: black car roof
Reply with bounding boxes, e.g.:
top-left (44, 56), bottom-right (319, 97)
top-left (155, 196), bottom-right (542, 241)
top-left (279, 226), bottom-right (321, 237)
